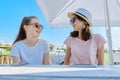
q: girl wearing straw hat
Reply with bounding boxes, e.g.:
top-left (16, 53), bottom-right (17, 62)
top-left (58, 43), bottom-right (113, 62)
top-left (64, 8), bottom-right (106, 65)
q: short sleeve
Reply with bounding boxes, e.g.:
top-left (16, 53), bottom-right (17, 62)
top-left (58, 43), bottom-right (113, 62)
top-left (64, 36), bottom-right (72, 48)
top-left (10, 43), bottom-right (20, 57)
top-left (43, 40), bottom-right (50, 54)
top-left (95, 34), bottom-right (107, 48)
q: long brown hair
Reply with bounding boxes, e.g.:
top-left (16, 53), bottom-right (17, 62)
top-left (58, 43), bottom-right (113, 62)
top-left (13, 16), bottom-right (38, 45)
top-left (70, 15), bottom-right (91, 41)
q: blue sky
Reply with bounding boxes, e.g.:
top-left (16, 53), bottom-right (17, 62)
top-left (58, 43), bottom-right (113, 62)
top-left (0, 0), bottom-right (72, 47)
top-left (0, 0), bottom-right (119, 48)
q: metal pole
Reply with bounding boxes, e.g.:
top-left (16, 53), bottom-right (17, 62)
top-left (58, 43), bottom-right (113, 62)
top-left (104, 0), bottom-right (114, 65)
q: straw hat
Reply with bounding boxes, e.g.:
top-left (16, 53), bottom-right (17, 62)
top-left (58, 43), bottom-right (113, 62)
top-left (68, 8), bottom-right (92, 26)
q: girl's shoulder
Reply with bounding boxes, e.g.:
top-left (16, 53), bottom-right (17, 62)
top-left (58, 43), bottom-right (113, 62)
top-left (92, 34), bottom-right (104, 39)
top-left (66, 36), bottom-right (75, 40)
top-left (39, 38), bottom-right (47, 42)
top-left (13, 40), bottom-right (23, 47)
top-left (38, 38), bottom-right (48, 45)
top-left (92, 34), bottom-right (106, 43)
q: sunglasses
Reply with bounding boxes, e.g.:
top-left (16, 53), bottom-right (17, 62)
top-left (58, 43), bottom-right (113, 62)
top-left (70, 17), bottom-right (77, 24)
top-left (28, 23), bottom-right (43, 29)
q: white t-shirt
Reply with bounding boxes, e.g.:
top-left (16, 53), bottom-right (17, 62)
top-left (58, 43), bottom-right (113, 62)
top-left (10, 39), bottom-right (50, 65)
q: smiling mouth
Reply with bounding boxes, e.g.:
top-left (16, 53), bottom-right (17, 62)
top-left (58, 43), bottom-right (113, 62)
top-left (36, 31), bottom-right (40, 33)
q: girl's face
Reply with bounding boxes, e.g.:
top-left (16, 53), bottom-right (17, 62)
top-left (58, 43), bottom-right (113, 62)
top-left (70, 15), bottom-right (86, 31)
top-left (24, 18), bottom-right (43, 37)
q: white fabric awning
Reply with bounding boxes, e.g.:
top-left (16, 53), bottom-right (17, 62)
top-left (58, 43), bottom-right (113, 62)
top-left (36, 0), bottom-right (120, 27)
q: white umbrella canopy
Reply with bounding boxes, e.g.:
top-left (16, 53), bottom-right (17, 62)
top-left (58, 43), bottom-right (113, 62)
top-left (36, 0), bottom-right (70, 27)
top-left (36, 0), bottom-right (120, 27)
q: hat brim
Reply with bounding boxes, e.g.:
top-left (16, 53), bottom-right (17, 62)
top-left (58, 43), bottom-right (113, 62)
top-left (68, 12), bottom-right (92, 26)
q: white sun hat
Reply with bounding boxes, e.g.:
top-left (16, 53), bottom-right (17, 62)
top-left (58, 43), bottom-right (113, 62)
top-left (68, 8), bottom-right (92, 26)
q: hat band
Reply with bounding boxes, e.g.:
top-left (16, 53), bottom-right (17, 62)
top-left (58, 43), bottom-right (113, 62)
top-left (75, 12), bottom-right (88, 19)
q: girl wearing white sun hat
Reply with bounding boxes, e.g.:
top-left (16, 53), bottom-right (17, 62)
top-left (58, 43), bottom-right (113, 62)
top-left (68, 8), bottom-right (92, 26)
top-left (64, 8), bottom-right (107, 65)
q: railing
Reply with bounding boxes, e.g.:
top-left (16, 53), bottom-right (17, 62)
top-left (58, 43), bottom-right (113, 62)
top-left (0, 46), bottom-right (12, 64)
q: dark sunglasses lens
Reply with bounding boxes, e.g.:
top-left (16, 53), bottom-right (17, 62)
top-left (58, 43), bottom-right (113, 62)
top-left (70, 19), bottom-right (73, 24)
top-left (35, 24), bottom-right (39, 28)
top-left (70, 17), bottom-right (76, 24)
top-left (35, 24), bottom-right (43, 29)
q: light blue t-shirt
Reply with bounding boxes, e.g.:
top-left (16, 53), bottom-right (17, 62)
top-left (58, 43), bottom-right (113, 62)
top-left (10, 39), bottom-right (50, 65)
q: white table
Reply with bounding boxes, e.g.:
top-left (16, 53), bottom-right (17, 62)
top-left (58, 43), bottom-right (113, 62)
top-left (0, 65), bottom-right (120, 80)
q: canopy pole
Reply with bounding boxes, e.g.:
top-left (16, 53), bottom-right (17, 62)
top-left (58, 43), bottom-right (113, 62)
top-left (104, 0), bottom-right (114, 65)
